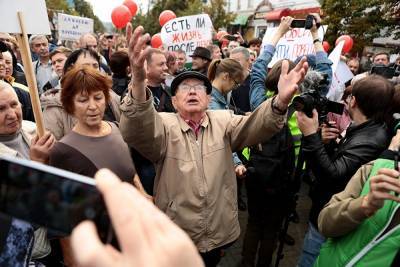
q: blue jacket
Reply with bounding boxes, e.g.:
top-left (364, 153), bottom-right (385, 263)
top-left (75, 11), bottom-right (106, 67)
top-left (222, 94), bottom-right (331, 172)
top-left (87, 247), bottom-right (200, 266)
top-left (209, 87), bottom-right (243, 166)
top-left (249, 44), bottom-right (333, 111)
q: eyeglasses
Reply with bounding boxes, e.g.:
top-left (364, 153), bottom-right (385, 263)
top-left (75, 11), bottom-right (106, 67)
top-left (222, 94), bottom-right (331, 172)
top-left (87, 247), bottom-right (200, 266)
top-left (178, 84), bottom-right (207, 92)
top-left (232, 78), bottom-right (241, 90)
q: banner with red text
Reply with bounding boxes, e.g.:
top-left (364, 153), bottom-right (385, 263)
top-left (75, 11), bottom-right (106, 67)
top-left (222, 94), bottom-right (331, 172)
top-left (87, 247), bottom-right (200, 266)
top-left (261, 26), bottom-right (328, 67)
top-left (161, 14), bottom-right (213, 63)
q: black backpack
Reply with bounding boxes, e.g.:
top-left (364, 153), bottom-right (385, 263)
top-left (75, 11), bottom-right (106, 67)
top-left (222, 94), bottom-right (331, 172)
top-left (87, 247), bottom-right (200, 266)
top-left (249, 107), bottom-right (296, 193)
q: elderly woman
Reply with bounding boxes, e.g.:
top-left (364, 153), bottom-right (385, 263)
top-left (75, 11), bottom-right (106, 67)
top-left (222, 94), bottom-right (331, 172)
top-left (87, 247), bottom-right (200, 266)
top-left (41, 48), bottom-right (121, 140)
top-left (0, 80), bottom-right (55, 266)
top-left (48, 65), bottom-right (144, 266)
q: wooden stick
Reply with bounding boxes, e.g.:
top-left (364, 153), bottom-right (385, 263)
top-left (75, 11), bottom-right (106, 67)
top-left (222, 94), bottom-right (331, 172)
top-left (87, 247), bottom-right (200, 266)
top-left (16, 11), bottom-right (45, 137)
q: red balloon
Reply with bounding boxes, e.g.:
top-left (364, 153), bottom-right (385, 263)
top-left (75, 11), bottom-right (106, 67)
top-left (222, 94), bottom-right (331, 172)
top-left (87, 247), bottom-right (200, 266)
top-left (216, 31), bottom-right (228, 40)
top-left (335, 35), bottom-right (353, 53)
top-left (151, 33), bottom-right (163, 48)
top-left (111, 5), bottom-right (132, 29)
top-left (159, 10), bottom-right (176, 27)
top-left (123, 0), bottom-right (138, 17)
top-left (322, 41), bottom-right (330, 52)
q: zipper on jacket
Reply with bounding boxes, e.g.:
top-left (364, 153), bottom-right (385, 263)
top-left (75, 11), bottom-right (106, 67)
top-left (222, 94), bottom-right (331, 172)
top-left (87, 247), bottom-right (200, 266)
top-left (345, 204), bottom-right (400, 266)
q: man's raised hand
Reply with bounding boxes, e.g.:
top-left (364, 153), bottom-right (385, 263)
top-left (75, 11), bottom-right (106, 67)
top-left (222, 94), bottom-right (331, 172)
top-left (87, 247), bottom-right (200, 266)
top-left (275, 57), bottom-right (308, 109)
top-left (126, 24), bottom-right (151, 101)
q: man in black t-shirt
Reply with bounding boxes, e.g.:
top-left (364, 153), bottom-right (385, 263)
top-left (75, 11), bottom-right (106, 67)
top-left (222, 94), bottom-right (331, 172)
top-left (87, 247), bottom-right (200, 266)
top-left (131, 48), bottom-right (175, 195)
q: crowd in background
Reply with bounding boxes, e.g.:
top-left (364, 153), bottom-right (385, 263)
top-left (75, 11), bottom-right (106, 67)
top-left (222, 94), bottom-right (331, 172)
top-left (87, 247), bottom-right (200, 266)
top-left (0, 13), bottom-right (400, 267)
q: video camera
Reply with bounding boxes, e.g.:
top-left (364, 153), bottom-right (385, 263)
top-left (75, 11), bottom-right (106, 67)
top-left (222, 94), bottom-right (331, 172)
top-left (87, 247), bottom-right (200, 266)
top-left (291, 14), bottom-right (320, 30)
top-left (292, 71), bottom-right (344, 121)
top-left (371, 63), bottom-right (400, 79)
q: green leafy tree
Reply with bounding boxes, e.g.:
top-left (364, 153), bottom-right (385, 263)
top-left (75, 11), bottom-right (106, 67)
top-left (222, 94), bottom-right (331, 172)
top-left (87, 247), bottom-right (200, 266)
top-left (46, 0), bottom-right (71, 12)
top-left (204, 0), bottom-right (236, 31)
top-left (322, 0), bottom-right (399, 53)
top-left (73, 0), bottom-right (104, 32)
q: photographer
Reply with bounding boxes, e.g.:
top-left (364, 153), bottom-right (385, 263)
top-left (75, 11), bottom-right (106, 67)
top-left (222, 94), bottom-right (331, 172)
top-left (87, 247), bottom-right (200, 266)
top-left (241, 15), bottom-right (328, 267)
top-left (314, 86), bottom-right (400, 266)
top-left (296, 74), bottom-right (394, 266)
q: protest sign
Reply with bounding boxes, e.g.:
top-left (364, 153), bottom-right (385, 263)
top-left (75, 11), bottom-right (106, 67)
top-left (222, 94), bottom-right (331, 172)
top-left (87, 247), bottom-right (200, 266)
top-left (261, 26), bottom-right (327, 67)
top-left (161, 14), bottom-right (213, 62)
top-left (58, 13), bottom-right (94, 41)
top-left (1, 0), bottom-right (50, 136)
top-left (326, 41), bottom-right (354, 101)
top-left (0, 0), bottom-right (50, 35)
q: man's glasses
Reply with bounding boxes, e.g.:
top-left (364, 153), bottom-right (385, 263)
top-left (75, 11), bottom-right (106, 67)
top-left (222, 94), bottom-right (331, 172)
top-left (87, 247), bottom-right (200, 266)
top-left (178, 84), bottom-right (207, 92)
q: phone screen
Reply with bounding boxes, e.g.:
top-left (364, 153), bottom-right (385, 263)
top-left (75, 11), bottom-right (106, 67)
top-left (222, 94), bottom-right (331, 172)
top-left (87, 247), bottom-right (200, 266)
top-left (0, 156), bottom-right (112, 241)
top-left (291, 19), bottom-right (306, 28)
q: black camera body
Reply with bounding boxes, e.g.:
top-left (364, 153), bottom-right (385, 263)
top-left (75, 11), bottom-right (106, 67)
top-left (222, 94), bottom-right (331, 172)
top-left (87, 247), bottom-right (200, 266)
top-left (291, 15), bottom-right (320, 29)
top-left (370, 63), bottom-right (400, 79)
top-left (292, 72), bottom-right (344, 121)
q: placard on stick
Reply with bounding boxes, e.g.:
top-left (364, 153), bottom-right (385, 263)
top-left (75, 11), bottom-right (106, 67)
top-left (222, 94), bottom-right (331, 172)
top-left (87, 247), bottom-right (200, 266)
top-left (0, 0), bottom-right (51, 137)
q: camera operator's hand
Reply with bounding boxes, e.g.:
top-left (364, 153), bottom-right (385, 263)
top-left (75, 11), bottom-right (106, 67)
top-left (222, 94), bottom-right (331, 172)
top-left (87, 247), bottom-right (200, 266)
top-left (321, 122), bottom-right (340, 144)
top-left (71, 169), bottom-right (204, 267)
top-left (126, 24), bottom-right (151, 102)
top-left (361, 168), bottom-right (400, 217)
top-left (275, 57), bottom-right (308, 110)
top-left (388, 130), bottom-right (400, 151)
top-left (266, 16), bottom-right (293, 46)
top-left (296, 109), bottom-right (319, 136)
top-left (234, 32), bottom-right (245, 44)
top-left (30, 132), bottom-right (56, 164)
top-left (309, 13), bottom-right (324, 52)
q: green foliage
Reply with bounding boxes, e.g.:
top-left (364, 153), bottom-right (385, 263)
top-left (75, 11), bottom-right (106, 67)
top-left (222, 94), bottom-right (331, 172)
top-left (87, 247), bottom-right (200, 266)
top-left (204, 0), bottom-right (236, 31)
top-left (46, 0), bottom-right (104, 33)
top-left (322, 0), bottom-right (399, 53)
top-left (45, 0), bottom-right (71, 12)
top-left (73, 0), bottom-right (104, 32)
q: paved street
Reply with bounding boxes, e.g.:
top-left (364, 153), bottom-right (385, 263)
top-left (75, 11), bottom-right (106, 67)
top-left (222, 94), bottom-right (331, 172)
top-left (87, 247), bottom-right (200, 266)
top-left (220, 183), bottom-right (311, 267)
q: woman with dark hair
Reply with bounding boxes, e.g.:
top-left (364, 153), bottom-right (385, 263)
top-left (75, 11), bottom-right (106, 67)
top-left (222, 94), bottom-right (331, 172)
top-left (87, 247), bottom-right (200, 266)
top-left (41, 49), bottom-right (121, 140)
top-left (48, 65), bottom-right (146, 267)
top-left (207, 58), bottom-right (248, 204)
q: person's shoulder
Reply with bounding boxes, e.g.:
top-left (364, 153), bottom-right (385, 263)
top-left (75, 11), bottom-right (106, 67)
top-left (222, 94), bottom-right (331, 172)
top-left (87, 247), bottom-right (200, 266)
top-left (40, 89), bottom-right (62, 109)
top-left (21, 120), bottom-right (37, 136)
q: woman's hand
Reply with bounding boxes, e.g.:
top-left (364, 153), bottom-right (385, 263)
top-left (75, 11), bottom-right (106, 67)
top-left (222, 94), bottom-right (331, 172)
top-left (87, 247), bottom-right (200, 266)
top-left (29, 132), bottom-right (55, 164)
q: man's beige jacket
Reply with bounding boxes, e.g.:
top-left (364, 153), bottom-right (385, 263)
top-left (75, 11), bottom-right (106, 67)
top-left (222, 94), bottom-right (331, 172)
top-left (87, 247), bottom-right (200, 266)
top-left (120, 90), bottom-right (285, 252)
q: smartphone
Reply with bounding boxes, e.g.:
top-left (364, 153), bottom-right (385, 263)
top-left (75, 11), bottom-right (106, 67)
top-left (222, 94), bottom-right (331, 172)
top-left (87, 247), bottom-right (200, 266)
top-left (291, 19), bottom-right (306, 28)
top-left (226, 35), bottom-right (237, 41)
top-left (0, 155), bottom-right (113, 242)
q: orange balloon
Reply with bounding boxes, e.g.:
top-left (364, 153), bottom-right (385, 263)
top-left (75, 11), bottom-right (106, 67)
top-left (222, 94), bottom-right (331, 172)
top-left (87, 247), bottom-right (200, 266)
top-left (151, 33), bottom-right (163, 48)
top-left (123, 0), bottom-right (138, 17)
top-left (159, 10), bottom-right (176, 27)
top-left (111, 5), bottom-right (132, 29)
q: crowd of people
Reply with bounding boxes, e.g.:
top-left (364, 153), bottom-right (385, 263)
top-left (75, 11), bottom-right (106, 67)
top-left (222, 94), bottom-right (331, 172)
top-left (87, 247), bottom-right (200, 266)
top-left (0, 12), bottom-right (400, 267)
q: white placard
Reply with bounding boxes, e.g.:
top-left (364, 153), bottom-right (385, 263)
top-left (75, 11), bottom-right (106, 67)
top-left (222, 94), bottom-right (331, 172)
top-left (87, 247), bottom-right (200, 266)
top-left (261, 26), bottom-right (327, 67)
top-left (0, 0), bottom-right (50, 35)
top-left (326, 41), bottom-right (354, 101)
top-left (58, 13), bottom-right (94, 41)
top-left (161, 14), bottom-right (213, 63)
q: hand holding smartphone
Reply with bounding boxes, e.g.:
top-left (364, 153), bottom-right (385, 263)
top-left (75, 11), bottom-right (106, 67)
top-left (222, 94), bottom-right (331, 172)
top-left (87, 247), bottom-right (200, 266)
top-left (0, 155), bottom-right (113, 243)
